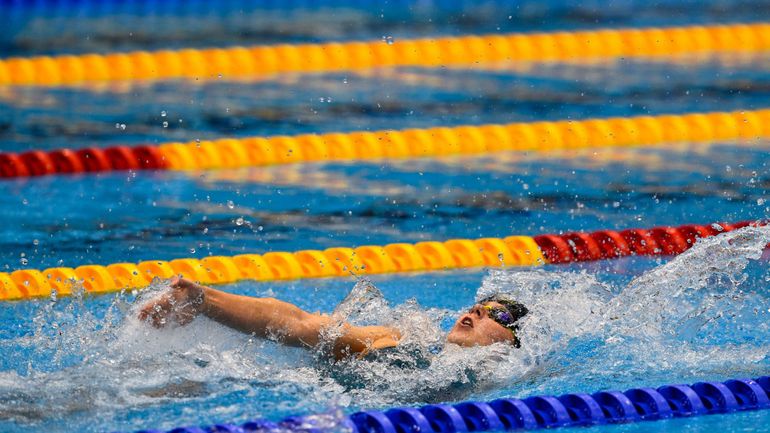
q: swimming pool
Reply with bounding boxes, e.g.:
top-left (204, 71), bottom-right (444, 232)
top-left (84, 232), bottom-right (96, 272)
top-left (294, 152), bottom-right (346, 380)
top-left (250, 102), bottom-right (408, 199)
top-left (1, 1), bottom-right (769, 432)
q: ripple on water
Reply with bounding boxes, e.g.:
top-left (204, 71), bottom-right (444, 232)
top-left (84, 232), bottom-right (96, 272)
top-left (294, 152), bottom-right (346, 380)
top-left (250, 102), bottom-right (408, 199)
top-left (0, 226), bottom-right (768, 432)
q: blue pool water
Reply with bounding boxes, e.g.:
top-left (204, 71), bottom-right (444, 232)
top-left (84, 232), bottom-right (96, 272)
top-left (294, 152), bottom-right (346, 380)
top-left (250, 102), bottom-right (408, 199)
top-left (1, 2), bottom-right (770, 433)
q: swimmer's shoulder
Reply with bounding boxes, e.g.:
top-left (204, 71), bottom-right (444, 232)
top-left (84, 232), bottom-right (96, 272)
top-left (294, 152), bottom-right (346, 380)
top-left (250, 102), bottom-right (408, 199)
top-left (357, 335), bottom-right (399, 360)
top-left (372, 335), bottom-right (400, 351)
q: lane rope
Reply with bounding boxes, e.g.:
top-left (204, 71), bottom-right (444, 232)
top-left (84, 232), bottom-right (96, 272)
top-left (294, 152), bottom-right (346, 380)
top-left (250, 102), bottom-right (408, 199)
top-left (119, 375), bottom-right (770, 433)
top-left (0, 220), bottom-right (754, 301)
top-left (1, 108), bottom-right (768, 179)
top-left (1, 22), bottom-right (769, 86)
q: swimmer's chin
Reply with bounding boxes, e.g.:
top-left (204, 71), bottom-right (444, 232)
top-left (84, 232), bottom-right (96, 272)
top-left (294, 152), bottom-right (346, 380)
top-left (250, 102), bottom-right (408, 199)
top-left (446, 330), bottom-right (477, 347)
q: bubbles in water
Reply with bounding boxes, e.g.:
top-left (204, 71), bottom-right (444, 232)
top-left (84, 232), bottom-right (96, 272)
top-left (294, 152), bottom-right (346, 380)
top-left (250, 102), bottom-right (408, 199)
top-left (479, 225), bottom-right (770, 390)
top-left (115, 123), bottom-right (126, 130)
top-left (161, 110), bottom-right (167, 117)
top-left (381, 35), bottom-right (394, 45)
top-left (2, 227), bottom-right (768, 431)
top-left (235, 217), bottom-right (244, 226)
top-left (227, 200), bottom-right (235, 209)
top-left (162, 121), bottom-right (169, 128)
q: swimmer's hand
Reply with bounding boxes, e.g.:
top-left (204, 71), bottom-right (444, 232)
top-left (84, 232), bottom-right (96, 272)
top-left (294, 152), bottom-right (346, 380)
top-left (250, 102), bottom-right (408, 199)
top-left (138, 276), bottom-right (206, 327)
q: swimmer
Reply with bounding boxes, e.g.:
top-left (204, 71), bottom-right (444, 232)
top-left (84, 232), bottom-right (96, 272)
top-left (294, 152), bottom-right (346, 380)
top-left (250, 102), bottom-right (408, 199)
top-left (138, 276), bottom-right (528, 359)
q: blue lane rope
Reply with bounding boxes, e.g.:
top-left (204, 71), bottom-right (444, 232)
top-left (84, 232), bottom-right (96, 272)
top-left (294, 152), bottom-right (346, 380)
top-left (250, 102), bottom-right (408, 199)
top-left (118, 376), bottom-right (770, 433)
top-left (0, 0), bottom-right (705, 19)
top-left (0, 0), bottom-right (463, 15)
top-left (0, 0), bottom-right (476, 46)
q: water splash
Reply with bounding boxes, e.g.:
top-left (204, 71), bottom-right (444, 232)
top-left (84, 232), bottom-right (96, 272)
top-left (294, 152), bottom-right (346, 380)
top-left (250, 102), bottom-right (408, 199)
top-left (479, 225), bottom-right (770, 394)
top-left (606, 224), bottom-right (770, 338)
top-left (0, 227), bottom-right (768, 432)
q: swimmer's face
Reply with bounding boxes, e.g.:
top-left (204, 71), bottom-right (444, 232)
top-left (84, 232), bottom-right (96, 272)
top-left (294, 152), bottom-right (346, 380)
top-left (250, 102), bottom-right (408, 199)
top-left (446, 302), bottom-right (516, 347)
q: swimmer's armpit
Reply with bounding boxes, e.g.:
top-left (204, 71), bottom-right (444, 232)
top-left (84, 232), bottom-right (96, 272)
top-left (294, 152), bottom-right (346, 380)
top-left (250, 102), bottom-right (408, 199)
top-left (325, 322), bottom-right (401, 360)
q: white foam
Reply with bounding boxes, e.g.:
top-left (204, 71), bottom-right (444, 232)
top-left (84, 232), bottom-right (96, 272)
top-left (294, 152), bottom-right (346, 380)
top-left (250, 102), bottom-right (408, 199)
top-left (1, 226), bottom-right (768, 429)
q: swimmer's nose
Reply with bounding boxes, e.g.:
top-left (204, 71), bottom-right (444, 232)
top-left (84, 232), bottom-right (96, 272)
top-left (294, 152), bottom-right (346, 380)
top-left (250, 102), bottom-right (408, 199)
top-left (470, 305), bottom-right (485, 318)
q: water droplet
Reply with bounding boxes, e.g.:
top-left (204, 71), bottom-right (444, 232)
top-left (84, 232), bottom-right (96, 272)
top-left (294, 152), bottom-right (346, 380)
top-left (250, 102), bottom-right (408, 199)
top-left (32, 239), bottom-right (39, 246)
top-left (20, 257), bottom-right (28, 266)
top-left (190, 247), bottom-right (196, 254)
top-left (161, 110), bottom-right (167, 117)
top-left (382, 35), bottom-right (394, 45)
top-left (227, 200), bottom-right (235, 209)
top-left (115, 123), bottom-right (126, 130)
top-left (203, 227), bottom-right (209, 234)
top-left (235, 217), bottom-right (244, 226)
top-left (162, 121), bottom-right (169, 128)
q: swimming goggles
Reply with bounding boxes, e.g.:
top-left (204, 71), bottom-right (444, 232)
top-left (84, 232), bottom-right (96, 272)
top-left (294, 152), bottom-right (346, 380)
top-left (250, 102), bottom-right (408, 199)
top-left (483, 305), bottom-right (517, 330)
top-left (483, 304), bottom-right (523, 348)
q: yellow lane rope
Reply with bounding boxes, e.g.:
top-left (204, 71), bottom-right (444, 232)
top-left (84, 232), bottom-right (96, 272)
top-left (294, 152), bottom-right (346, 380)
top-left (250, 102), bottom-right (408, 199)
top-left (1, 22), bottom-right (768, 86)
top-left (155, 109), bottom-right (770, 171)
top-left (3, 109), bottom-right (766, 179)
top-left (0, 236), bottom-right (545, 300)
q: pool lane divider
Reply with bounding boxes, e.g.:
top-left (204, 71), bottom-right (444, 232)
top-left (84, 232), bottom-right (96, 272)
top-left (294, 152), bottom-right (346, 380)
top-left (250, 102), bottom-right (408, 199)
top-left (2, 22), bottom-right (770, 86)
top-left (2, 109), bottom-right (769, 179)
top-left (0, 220), bottom-right (754, 301)
top-left (121, 376), bottom-right (770, 433)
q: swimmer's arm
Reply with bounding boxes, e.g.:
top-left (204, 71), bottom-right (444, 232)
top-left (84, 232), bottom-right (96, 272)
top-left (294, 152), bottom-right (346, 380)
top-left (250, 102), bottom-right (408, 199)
top-left (201, 286), bottom-right (400, 357)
